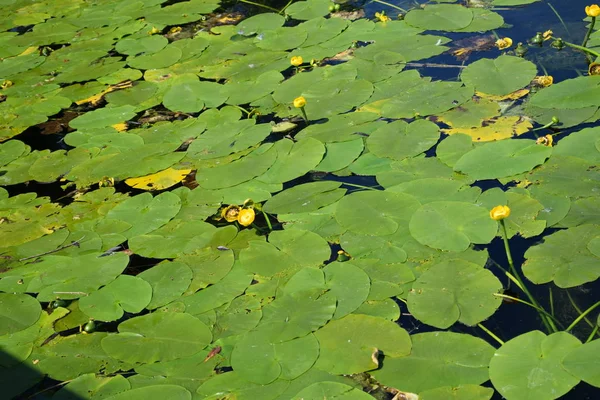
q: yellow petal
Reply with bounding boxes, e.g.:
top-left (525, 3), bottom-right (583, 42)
top-left (125, 168), bottom-right (192, 191)
top-left (111, 122), bottom-right (128, 132)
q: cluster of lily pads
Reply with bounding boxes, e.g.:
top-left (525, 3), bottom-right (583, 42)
top-left (1, 0), bottom-right (600, 399)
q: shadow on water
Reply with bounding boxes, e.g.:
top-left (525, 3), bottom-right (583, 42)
top-left (1, 349), bottom-right (83, 400)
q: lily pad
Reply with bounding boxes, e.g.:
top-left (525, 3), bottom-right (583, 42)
top-left (101, 312), bottom-right (212, 364)
top-left (405, 4), bottom-right (474, 31)
top-left (79, 275), bottom-right (152, 321)
top-left (409, 201), bottom-right (497, 252)
top-left (408, 259), bottom-right (502, 328)
top-left (562, 339), bottom-right (600, 388)
top-left (314, 314), bottom-right (411, 375)
top-left (489, 331), bottom-right (581, 400)
top-left (0, 293), bottom-right (41, 336)
top-left (372, 331), bottom-right (495, 393)
top-left (461, 56), bottom-right (537, 96)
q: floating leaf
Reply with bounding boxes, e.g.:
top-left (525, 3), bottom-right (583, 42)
top-left (529, 76), bottom-right (600, 109)
top-left (0, 293), bottom-right (41, 336)
top-left (125, 168), bottom-right (192, 191)
top-left (367, 119), bottom-right (440, 161)
top-left (314, 314), bottom-right (410, 374)
top-left (461, 56), bottom-right (537, 96)
top-left (405, 4), bottom-right (474, 31)
top-left (372, 332), bottom-right (495, 393)
top-left (263, 181), bottom-right (346, 214)
top-left (79, 275), bottom-right (152, 322)
top-left (292, 382), bottom-right (374, 399)
top-left (489, 331), bottom-right (581, 400)
top-left (523, 224), bottom-right (600, 288)
top-left (103, 385), bottom-right (191, 400)
top-left (138, 261), bottom-right (193, 309)
top-left (408, 259), bottom-right (502, 328)
top-left (562, 339), bottom-right (600, 388)
top-left (409, 201), bottom-right (497, 252)
top-left (454, 139), bottom-right (552, 180)
top-left (101, 312), bottom-right (212, 364)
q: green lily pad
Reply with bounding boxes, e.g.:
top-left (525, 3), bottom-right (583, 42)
top-left (367, 119), bottom-right (440, 161)
top-left (103, 385), bottom-right (191, 400)
top-left (0, 252), bottom-right (129, 302)
top-left (454, 139), bottom-right (552, 180)
top-left (405, 4), bottom-right (474, 31)
top-left (53, 374), bottom-right (131, 400)
top-left (231, 331), bottom-right (319, 384)
top-left (0, 293), bottom-right (41, 336)
top-left (460, 55), bottom-right (537, 96)
top-left (529, 76), bottom-right (600, 109)
top-left (335, 190), bottom-right (421, 236)
top-left (292, 382), bottom-right (374, 399)
top-left (562, 339), bottom-right (600, 388)
top-left (256, 138), bottom-right (325, 184)
top-left (101, 312), bottom-right (212, 364)
top-left (419, 385), bottom-right (494, 400)
top-left (523, 224), bottom-right (600, 288)
top-left (79, 275), bottom-right (152, 321)
top-left (372, 332), bottom-right (495, 393)
top-left (69, 105), bottom-right (137, 130)
top-left (409, 201), bottom-right (497, 252)
top-left (31, 332), bottom-right (125, 381)
top-left (263, 181), bottom-right (346, 214)
top-left (489, 331), bottom-right (581, 400)
top-left (138, 261), bottom-right (193, 309)
top-left (106, 192), bottom-right (181, 238)
top-left (314, 314), bottom-right (410, 374)
top-left (408, 259), bottom-right (502, 328)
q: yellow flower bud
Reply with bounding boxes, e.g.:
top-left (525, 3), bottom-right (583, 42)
top-left (536, 135), bottom-right (553, 147)
top-left (542, 30), bottom-right (553, 41)
top-left (290, 55), bottom-right (303, 67)
top-left (586, 4), bottom-right (600, 17)
top-left (293, 96), bottom-right (306, 108)
top-left (221, 205), bottom-right (241, 222)
top-left (490, 205), bottom-right (511, 221)
top-left (495, 37), bottom-right (513, 50)
top-left (238, 208), bottom-right (255, 226)
top-left (589, 62), bottom-right (600, 76)
top-left (533, 75), bottom-right (553, 87)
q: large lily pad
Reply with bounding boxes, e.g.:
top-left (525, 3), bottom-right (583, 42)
top-left (408, 259), bottom-right (502, 328)
top-left (461, 56), bottom-right (537, 96)
top-left (489, 331), bottom-right (581, 400)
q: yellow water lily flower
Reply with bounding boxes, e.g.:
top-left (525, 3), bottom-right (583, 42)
top-left (375, 11), bottom-right (391, 22)
top-left (495, 37), bottom-right (513, 50)
top-left (589, 62), bottom-right (600, 76)
top-left (490, 205), bottom-right (511, 221)
top-left (293, 96), bottom-right (306, 108)
top-left (586, 4), bottom-right (600, 17)
top-left (238, 208), bottom-right (255, 226)
top-left (542, 30), bottom-right (553, 40)
top-left (290, 55), bottom-right (303, 66)
top-left (533, 75), bottom-right (553, 87)
top-left (221, 205), bottom-right (241, 222)
top-left (536, 134), bottom-right (554, 147)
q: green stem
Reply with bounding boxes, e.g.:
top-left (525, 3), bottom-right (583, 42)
top-left (547, 2), bottom-right (570, 35)
top-left (586, 325), bottom-right (599, 343)
top-left (563, 40), bottom-right (600, 58)
top-left (499, 220), bottom-right (556, 333)
top-left (279, 0), bottom-right (294, 14)
top-left (566, 290), bottom-right (597, 329)
top-left (549, 286), bottom-right (555, 319)
top-left (494, 293), bottom-right (564, 329)
top-left (300, 107), bottom-right (309, 125)
top-left (532, 121), bottom-right (556, 132)
top-left (261, 210), bottom-right (273, 232)
top-left (478, 323), bottom-right (504, 346)
top-left (339, 182), bottom-right (381, 191)
top-left (582, 16), bottom-right (596, 48)
top-left (566, 300), bottom-right (600, 332)
top-left (368, 0), bottom-right (407, 13)
top-left (237, 0), bottom-right (281, 12)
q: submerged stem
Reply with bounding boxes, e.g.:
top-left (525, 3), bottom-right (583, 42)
top-left (566, 300), bottom-right (600, 332)
top-left (478, 323), bottom-right (504, 346)
top-left (499, 220), bottom-right (557, 333)
top-left (237, 0), bottom-right (281, 13)
top-left (261, 210), bottom-right (273, 232)
top-left (566, 290), bottom-right (597, 329)
top-left (368, 0), bottom-right (407, 13)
